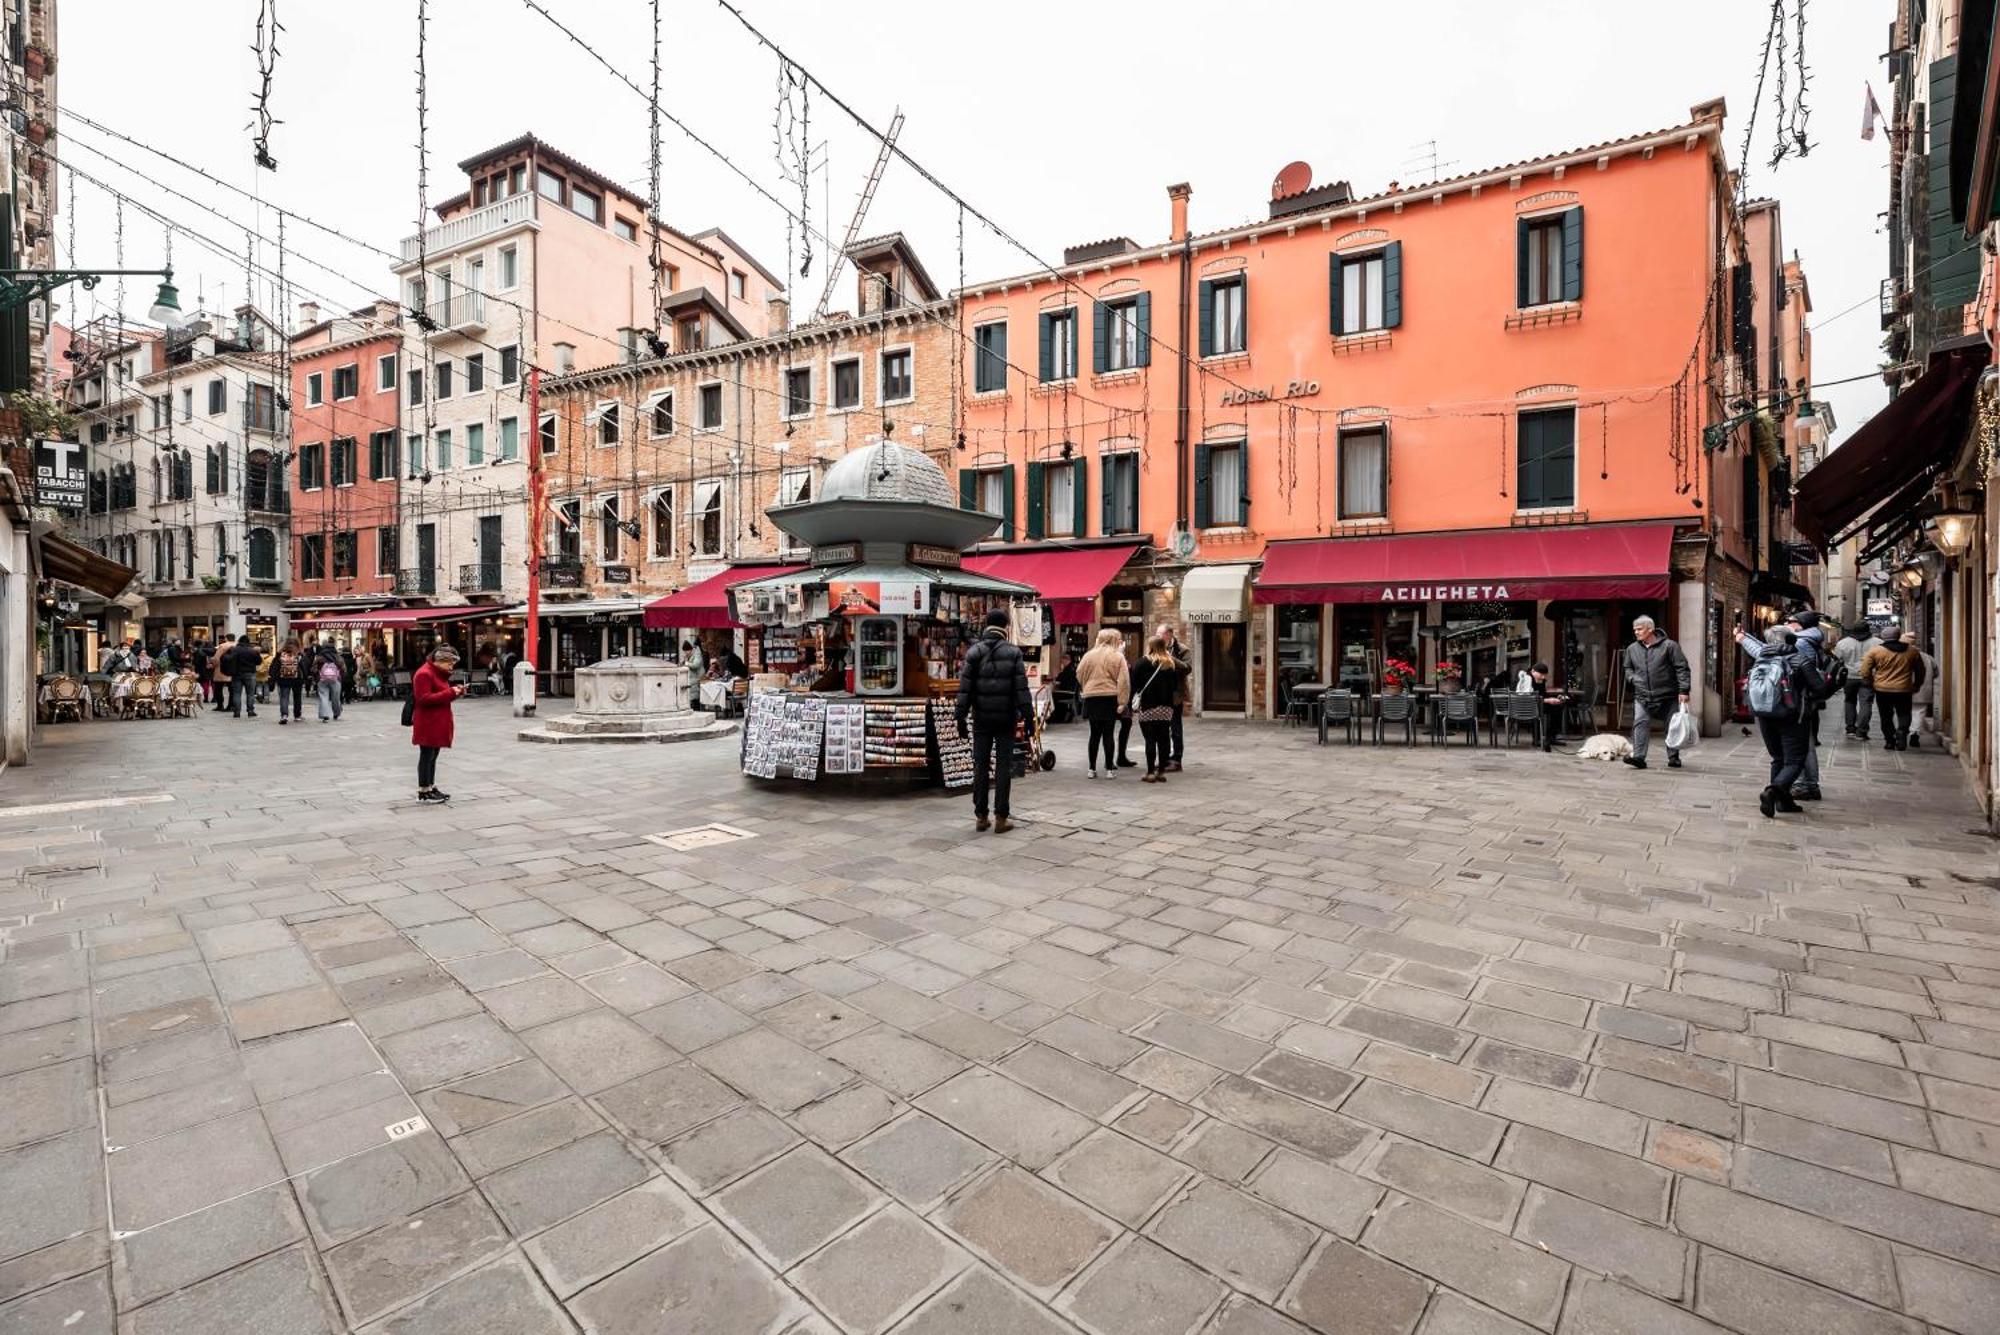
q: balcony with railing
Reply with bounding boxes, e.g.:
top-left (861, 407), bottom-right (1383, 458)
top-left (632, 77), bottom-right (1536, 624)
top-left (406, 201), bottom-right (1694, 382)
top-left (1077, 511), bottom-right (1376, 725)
top-left (395, 567), bottom-right (436, 597)
top-left (1880, 276), bottom-right (1907, 328)
top-left (399, 194), bottom-right (539, 265)
top-left (428, 291), bottom-right (487, 335)
top-left (457, 562), bottom-right (504, 595)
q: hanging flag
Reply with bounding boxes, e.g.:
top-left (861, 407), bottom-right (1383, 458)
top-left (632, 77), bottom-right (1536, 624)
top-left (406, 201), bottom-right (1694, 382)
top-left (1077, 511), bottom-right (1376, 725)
top-left (1862, 82), bottom-right (1885, 141)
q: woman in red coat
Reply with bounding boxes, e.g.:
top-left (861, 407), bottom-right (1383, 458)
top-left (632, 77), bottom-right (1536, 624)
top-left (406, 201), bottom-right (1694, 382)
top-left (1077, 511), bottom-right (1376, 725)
top-left (410, 645), bottom-right (465, 802)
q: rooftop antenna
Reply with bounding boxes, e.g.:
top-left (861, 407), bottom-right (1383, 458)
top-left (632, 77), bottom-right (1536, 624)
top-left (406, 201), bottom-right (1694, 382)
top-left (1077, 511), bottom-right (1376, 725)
top-left (1403, 139), bottom-right (1458, 185)
top-left (813, 107), bottom-right (903, 321)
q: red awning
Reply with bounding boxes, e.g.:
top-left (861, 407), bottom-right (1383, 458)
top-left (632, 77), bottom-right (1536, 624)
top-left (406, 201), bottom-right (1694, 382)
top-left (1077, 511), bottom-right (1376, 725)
top-left (961, 544), bottom-right (1140, 623)
top-left (1254, 522), bottom-right (1681, 605)
top-left (290, 606), bottom-right (509, 631)
top-left (643, 564), bottom-right (803, 629)
top-left (1793, 344), bottom-right (1986, 548)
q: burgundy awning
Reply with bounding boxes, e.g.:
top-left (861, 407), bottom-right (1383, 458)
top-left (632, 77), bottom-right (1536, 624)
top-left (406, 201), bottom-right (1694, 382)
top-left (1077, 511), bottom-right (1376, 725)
top-left (1794, 345), bottom-right (1986, 548)
top-left (289, 606), bottom-right (508, 631)
top-left (642, 564), bottom-right (803, 629)
top-left (1254, 522), bottom-right (1682, 605)
top-left (961, 544), bottom-right (1140, 622)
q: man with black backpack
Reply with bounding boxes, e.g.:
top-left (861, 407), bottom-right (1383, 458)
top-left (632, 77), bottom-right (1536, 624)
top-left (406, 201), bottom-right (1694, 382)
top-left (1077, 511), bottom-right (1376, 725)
top-left (1736, 618), bottom-right (1823, 818)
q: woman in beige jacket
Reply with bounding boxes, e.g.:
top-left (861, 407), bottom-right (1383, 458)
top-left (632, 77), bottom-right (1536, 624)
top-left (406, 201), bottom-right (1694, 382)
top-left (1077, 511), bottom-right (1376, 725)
top-left (1076, 629), bottom-right (1131, 779)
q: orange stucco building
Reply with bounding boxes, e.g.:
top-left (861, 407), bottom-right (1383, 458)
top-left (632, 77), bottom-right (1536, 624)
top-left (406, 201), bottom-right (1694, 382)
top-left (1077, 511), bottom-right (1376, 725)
top-left (955, 98), bottom-right (1806, 727)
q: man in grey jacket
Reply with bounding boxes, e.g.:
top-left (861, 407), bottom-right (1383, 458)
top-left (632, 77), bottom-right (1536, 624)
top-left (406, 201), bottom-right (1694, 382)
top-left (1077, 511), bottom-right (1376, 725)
top-left (1621, 615), bottom-right (1691, 770)
top-left (1832, 623), bottom-right (1878, 739)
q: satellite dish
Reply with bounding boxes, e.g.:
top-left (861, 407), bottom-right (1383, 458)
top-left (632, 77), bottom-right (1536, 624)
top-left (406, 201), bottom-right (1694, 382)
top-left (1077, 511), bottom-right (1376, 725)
top-left (1169, 525), bottom-right (1198, 561)
top-left (1272, 161), bottom-right (1312, 201)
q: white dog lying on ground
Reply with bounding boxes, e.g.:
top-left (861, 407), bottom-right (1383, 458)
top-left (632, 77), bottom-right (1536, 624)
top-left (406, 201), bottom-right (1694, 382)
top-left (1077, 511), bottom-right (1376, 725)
top-left (1574, 734), bottom-right (1636, 761)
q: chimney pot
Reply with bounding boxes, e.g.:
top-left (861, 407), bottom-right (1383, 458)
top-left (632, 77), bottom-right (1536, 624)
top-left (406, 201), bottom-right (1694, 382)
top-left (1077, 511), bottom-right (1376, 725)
top-left (296, 300), bottom-right (319, 333)
top-left (766, 294), bottom-right (790, 334)
top-left (1167, 183), bottom-right (1192, 244)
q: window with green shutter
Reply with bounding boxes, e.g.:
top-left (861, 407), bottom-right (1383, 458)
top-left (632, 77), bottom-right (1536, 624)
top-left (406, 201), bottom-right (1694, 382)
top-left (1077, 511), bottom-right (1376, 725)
top-left (1516, 407), bottom-right (1576, 509)
top-left (1200, 275), bottom-right (1246, 357)
top-left (1333, 250), bottom-right (1394, 334)
top-left (1025, 461), bottom-right (1047, 539)
top-left (1520, 209), bottom-right (1581, 307)
top-left (1102, 453), bottom-right (1137, 535)
top-left (1039, 309), bottom-right (1078, 382)
top-left (1094, 294), bottom-right (1151, 372)
top-left (973, 322), bottom-right (1007, 393)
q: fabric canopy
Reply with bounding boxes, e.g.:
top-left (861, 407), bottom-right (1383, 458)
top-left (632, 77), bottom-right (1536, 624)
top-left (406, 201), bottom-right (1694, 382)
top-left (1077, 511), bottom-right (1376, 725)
top-left (39, 533), bottom-right (135, 599)
top-left (960, 544), bottom-right (1139, 623)
top-left (290, 606), bottom-right (511, 631)
top-left (1182, 564), bottom-right (1254, 624)
top-left (1793, 346), bottom-right (1986, 548)
top-left (1254, 522), bottom-right (1680, 605)
top-left (643, 564), bottom-right (802, 629)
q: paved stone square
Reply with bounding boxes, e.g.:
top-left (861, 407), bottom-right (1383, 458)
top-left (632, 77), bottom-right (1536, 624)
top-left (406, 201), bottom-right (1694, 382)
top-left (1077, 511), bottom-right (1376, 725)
top-left (1, 698), bottom-right (1998, 1333)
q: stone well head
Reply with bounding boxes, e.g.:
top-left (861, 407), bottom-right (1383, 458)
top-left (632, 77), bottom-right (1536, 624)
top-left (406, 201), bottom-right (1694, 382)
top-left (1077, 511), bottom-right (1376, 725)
top-left (573, 656), bottom-right (690, 717)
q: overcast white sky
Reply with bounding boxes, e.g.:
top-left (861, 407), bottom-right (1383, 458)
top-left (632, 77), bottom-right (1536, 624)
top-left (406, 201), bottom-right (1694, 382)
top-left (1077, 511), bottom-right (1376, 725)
top-left (56, 0), bottom-right (1889, 441)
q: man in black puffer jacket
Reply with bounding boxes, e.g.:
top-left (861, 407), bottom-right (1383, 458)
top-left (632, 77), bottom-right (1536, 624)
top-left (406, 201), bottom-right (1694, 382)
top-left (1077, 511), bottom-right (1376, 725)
top-left (955, 609), bottom-right (1031, 833)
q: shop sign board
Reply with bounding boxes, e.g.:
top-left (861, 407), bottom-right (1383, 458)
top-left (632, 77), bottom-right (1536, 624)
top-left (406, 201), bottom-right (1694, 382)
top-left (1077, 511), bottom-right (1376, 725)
top-left (33, 438), bottom-right (84, 512)
top-left (1377, 584), bottom-right (1512, 603)
top-left (1865, 597), bottom-right (1896, 618)
top-left (601, 565), bottom-right (632, 584)
top-left (908, 543), bottom-right (961, 569)
top-left (829, 580), bottom-right (928, 616)
top-left (811, 543), bottom-right (861, 567)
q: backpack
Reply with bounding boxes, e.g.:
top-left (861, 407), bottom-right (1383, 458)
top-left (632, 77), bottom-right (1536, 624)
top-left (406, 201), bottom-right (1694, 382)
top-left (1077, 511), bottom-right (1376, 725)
top-left (1815, 653), bottom-right (1848, 701)
top-left (319, 658), bottom-right (342, 684)
top-left (1746, 655), bottom-right (1800, 720)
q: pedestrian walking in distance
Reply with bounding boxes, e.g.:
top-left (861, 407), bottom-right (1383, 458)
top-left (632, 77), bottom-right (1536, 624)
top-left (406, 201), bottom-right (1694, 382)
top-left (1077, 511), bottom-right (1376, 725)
top-left (1783, 611), bottom-right (1833, 802)
top-left (1075, 628), bottom-right (1130, 780)
top-left (1621, 615), bottom-right (1691, 770)
top-left (1132, 635), bottom-right (1186, 782)
top-left (1159, 623), bottom-right (1192, 772)
top-left (314, 639), bottom-right (345, 723)
top-left (272, 638), bottom-right (306, 725)
top-left (1737, 619), bottom-right (1824, 818)
top-left (1860, 624), bottom-right (1925, 752)
top-left (225, 634), bottom-right (260, 719)
top-left (410, 645), bottom-right (465, 803)
top-left (954, 608), bottom-right (1030, 833)
top-left (1832, 621), bottom-right (1879, 740)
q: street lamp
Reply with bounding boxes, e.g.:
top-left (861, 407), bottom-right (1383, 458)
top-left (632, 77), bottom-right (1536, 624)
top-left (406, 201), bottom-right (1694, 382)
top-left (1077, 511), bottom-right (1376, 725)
top-left (0, 267), bottom-right (184, 329)
top-left (1927, 511), bottom-right (1980, 558)
top-left (1896, 562), bottom-right (1927, 590)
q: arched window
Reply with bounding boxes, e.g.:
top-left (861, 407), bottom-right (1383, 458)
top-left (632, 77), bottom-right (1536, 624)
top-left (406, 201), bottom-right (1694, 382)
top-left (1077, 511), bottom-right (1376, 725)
top-left (246, 527), bottom-right (277, 581)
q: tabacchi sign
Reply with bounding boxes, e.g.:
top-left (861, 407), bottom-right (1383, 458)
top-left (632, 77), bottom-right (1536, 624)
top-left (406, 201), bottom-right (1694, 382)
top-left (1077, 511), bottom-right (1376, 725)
top-left (1378, 584), bottom-right (1512, 602)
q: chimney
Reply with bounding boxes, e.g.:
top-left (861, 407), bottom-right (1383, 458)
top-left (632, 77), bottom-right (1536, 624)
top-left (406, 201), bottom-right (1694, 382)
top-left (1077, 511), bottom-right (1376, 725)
top-left (1168, 183), bottom-right (1192, 244)
top-left (1690, 96), bottom-right (1728, 125)
top-left (767, 294), bottom-right (790, 334)
top-left (296, 300), bottom-right (319, 332)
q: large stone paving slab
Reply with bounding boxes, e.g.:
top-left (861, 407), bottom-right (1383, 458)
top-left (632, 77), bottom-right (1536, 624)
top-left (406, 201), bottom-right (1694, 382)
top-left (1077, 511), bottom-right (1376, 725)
top-left (3, 705), bottom-right (1999, 1334)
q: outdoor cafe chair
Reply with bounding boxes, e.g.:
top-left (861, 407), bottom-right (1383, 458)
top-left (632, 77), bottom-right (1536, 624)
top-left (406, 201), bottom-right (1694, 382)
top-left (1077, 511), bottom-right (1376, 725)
top-left (1374, 692), bottom-right (1417, 746)
top-left (1432, 692), bottom-right (1480, 746)
top-left (166, 676), bottom-right (200, 718)
top-left (1484, 691), bottom-right (1514, 747)
top-left (45, 676), bottom-right (85, 724)
top-left (1316, 690), bottom-right (1359, 745)
top-left (128, 676), bottom-right (161, 721)
top-left (1503, 692), bottom-right (1544, 748)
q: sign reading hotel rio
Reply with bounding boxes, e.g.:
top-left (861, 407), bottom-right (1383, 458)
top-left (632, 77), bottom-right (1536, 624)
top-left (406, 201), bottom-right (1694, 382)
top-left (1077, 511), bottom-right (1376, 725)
top-left (1378, 584), bottom-right (1512, 603)
top-left (1219, 381), bottom-right (1320, 407)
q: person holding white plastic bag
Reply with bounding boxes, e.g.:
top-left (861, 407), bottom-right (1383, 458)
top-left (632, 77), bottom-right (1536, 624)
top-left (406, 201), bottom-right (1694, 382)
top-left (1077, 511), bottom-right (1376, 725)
top-left (1621, 616), bottom-right (1691, 771)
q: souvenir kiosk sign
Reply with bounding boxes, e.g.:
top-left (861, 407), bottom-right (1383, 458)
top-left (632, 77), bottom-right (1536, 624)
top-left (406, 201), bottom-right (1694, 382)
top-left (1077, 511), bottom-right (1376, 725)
top-left (731, 441), bottom-right (1034, 786)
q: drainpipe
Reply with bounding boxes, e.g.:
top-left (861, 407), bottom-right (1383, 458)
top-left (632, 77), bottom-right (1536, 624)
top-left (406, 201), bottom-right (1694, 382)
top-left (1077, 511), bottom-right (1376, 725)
top-left (1169, 184), bottom-right (1193, 528)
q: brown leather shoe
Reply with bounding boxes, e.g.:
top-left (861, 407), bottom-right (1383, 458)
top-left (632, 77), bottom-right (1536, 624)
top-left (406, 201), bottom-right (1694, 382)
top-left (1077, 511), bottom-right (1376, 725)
top-left (975, 815), bottom-right (991, 832)
top-left (993, 817), bottom-right (1014, 833)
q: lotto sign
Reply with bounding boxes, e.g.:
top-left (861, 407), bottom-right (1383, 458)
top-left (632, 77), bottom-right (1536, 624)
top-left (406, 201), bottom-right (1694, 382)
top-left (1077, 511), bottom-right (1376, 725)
top-left (33, 439), bottom-right (84, 512)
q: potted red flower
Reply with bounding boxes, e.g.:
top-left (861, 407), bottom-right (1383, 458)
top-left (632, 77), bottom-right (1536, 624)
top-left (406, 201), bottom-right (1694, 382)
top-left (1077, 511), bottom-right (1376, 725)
top-left (1437, 660), bottom-right (1466, 695)
top-left (1382, 658), bottom-right (1418, 694)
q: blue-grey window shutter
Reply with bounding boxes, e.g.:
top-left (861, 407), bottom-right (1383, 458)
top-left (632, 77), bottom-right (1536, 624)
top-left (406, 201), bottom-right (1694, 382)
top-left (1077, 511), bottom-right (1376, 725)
top-left (1134, 292), bottom-right (1152, 368)
top-left (1091, 301), bottom-right (1110, 375)
top-left (1072, 460), bottom-right (1089, 537)
top-left (959, 469), bottom-right (977, 511)
top-left (1561, 208), bottom-right (1584, 302)
top-left (1548, 411), bottom-right (1576, 505)
top-left (1329, 255), bottom-right (1344, 335)
top-left (1517, 414), bottom-right (1540, 505)
top-left (1197, 279), bottom-right (1215, 357)
top-left (1000, 464), bottom-right (1017, 540)
top-left (1038, 312), bottom-right (1054, 383)
top-left (1025, 461), bottom-right (1046, 540)
top-left (1516, 217), bottom-right (1531, 308)
top-left (1238, 445), bottom-right (1250, 522)
top-left (1383, 242), bottom-right (1403, 329)
top-left (1100, 455), bottom-right (1114, 534)
top-left (1239, 275), bottom-right (1248, 351)
top-left (1194, 445), bottom-right (1213, 529)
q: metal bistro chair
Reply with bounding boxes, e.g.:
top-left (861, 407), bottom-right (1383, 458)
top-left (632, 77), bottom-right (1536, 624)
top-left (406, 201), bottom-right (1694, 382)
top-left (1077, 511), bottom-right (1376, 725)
top-left (1503, 691), bottom-right (1544, 749)
top-left (1432, 692), bottom-right (1480, 746)
top-left (1374, 692), bottom-right (1417, 746)
top-left (390, 670), bottom-right (414, 700)
top-left (166, 675), bottom-right (200, 718)
top-left (463, 667), bottom-right (494, 698)
top-left (1317, 689), bottom-right (1359, 745)
top-left (1484, 691), bottom-right (1515, 747)
top-left (127, 676), bottom-right (162, 721)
